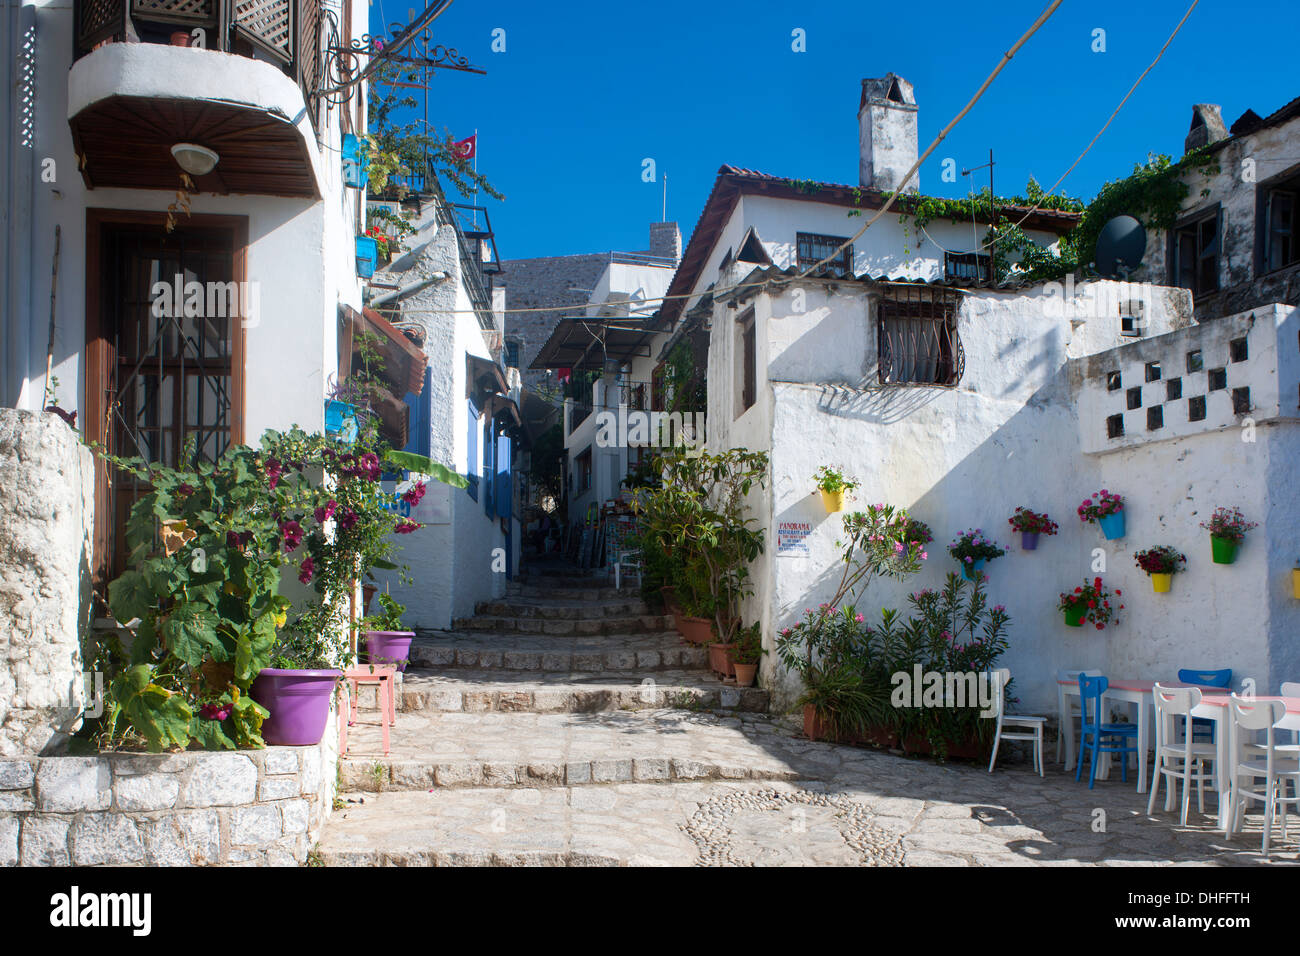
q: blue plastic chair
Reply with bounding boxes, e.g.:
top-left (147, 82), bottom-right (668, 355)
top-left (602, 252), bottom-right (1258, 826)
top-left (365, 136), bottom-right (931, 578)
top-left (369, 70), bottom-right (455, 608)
top-left (1076, 674), bottom-right (1140, 788)
top-left (1178, 668), bottom-right (1231, 742)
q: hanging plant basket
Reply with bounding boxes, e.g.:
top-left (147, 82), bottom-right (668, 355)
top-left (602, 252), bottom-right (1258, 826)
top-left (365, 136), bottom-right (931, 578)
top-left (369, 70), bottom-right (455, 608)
top-left (1150, 572), bottom-right (1172, 593)
top-left (961, 558), bottom-right (986, 581)
top-left (1210, 536), bottom-right (1239, 565)
top-left (1063, 605), bottom-right (1086, 627)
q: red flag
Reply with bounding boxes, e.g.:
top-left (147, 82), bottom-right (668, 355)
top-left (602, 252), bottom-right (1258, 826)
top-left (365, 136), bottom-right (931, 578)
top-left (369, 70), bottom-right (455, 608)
top-left (451, 134), bottom-right (476, 160)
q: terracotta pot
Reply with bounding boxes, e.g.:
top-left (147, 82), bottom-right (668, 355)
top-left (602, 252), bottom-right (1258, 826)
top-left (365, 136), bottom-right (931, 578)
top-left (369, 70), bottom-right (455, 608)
top-left (802, 704), bottom-right (831, 741)
top-left (678, 616), bottom-right (713, 645)
top-left (708, 642), bottom-right (736, 678)
top-left (733, 662), bottom-right (758, 687)
top-left (169, 30), bottom-right (192, 46)
top-left (858, 724), bottom-right (899, 749)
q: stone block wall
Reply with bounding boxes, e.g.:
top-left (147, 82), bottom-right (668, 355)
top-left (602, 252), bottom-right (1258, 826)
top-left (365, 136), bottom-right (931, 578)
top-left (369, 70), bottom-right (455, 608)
top-left (498, 253), bottom-right (610, 391)
top-left (0, 409), bottom-right (93, 756)
top-left (0, 709), bottom-right (340, 866)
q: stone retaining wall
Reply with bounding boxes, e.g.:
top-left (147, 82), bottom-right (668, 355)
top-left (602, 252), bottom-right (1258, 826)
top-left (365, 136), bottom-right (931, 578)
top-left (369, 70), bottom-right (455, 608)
top-left (0, 708), bottom-right (339, 866)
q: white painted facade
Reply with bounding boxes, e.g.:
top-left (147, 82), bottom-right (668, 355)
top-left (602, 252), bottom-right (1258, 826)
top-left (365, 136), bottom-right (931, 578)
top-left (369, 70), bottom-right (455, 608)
top-left (2, 0), bottom-right (367, 437)
top-left (702, 255), bottom-right (1300, 713)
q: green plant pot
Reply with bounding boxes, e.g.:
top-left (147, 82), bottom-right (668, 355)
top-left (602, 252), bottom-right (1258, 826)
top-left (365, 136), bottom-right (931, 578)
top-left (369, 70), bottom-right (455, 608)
top-left (1064, 605), bottom-right (1086, 628)
top-left (1210, 536), bottom-right (1239, 565)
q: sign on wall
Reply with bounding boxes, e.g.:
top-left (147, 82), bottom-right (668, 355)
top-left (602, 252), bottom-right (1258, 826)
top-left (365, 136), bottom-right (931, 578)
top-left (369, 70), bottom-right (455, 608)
top-left (776, 520), bottom-right (811, 557)
top-left (380, 478), bottom-right (452, 525)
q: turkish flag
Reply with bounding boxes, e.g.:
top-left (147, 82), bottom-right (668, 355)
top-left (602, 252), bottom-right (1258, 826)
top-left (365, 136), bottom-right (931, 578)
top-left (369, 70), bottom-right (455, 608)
top-left (451, 134), bottom-right (476, 160)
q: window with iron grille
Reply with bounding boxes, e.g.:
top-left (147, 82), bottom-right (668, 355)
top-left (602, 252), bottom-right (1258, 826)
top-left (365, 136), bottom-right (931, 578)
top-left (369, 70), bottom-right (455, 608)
top-left (944, 251), bottom-right (991, 283)
top-left (876, 288), bottom-right (962, 386)
top-left (504, 339), bottom-right (521, 369)
top-left (796, 233), bottom-right (853, 275)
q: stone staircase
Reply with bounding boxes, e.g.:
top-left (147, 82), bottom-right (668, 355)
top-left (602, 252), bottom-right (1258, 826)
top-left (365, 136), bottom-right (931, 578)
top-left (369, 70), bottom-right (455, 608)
top-left (317, 559), bottom-right (789, 865)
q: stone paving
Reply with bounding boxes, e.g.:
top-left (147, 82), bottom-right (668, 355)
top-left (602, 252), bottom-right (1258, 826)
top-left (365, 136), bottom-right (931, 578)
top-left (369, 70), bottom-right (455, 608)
top-left (323, 707), bottom-right (1299, 866)
top-left (318, 560), bottom-right (1300, 867)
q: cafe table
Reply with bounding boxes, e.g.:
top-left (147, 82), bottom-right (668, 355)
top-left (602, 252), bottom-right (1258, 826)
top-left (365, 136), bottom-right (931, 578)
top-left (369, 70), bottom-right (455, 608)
top-left (1056, 678), bottom-right (1231, 794)
top-left (1177, 694), bottom-right (1300, 828)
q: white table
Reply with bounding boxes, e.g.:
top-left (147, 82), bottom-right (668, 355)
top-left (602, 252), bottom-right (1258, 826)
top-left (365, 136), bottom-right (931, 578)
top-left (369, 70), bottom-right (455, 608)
top-left (1056, 679), bottom-right (1228, 795)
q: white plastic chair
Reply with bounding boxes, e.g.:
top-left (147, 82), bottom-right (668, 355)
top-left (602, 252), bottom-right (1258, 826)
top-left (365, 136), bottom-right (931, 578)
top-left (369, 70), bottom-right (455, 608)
top-left (1224, 695), bottom-right (1300, 857)
top-left (612, 548), bottom-right (642, 590)
top-left (988, 668), bottom-right (1046, 777)
top-left (1147, 684), bottom-right (1216, 826)
top-left (1057, 668), bottom-right (1102, 765)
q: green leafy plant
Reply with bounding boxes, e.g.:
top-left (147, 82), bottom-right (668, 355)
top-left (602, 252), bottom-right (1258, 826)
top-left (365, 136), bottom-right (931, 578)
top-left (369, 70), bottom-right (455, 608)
top-left (1058, 577), bottom-right (1123, 630)
top-left (631, 447), bottom-right (769, 645)
top-left (1008, 507), bottom-right (1059, 536)
top-left (731, 621), bottom-right (764, 665)
top-left (813, 465), bottom-right (857, 494)
top-left (363, 592), bottom-right (407, 632)
top-left (947, 529), bottom-right (1007, 567)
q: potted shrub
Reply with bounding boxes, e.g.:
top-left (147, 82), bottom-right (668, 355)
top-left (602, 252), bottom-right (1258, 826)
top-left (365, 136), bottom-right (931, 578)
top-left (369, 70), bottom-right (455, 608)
top-left (730, 623), bottom-right (763, 687)
top-left (1133, 545), bottom-right (1186, 593)
top-left (1200, 506), bottom-right (1258, 565)
top-left (1007, 507), bottom-right (1059, 551)
top-left (1058, 577), bottom-right (1123, 630)
top-left (1078, 489), bottom-right (1125, 539)
top-left (813, 465), bottom-right (857, 514)
top-left (361, 592), bottom-right (415, 671)
top-left (947, 529), bottom-right (1006, 581)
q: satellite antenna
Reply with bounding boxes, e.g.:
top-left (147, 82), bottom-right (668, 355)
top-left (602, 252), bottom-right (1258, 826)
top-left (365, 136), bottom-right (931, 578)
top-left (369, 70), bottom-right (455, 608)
top-left (1094, 215), bottom-right (1147, 279)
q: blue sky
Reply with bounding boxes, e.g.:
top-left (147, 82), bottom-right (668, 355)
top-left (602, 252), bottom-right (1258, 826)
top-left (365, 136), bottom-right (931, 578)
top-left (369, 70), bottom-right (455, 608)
top-left (370, 0), bottom-right (1297, 260)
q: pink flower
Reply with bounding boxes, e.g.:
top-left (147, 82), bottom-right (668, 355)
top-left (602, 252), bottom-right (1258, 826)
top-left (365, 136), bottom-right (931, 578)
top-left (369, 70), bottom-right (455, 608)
top-left (314, 499), bottom-right (338, 524)
top-left (338, 508), bottom-right (359, 531)
top-left (401, 481), bottom-right (427, 506)
top-left (279, 519), bottom-right (303, 551)
top-left (394, 519), bottom-right (421, 534)
top-left (298, 557), bottom-right (314, 584)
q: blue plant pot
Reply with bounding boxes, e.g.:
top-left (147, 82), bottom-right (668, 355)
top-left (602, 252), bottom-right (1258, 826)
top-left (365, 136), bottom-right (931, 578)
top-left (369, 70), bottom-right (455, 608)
top-left (324, 399), bottom-right (358, 442)
top-left (356, 236), bottom-right (378, 278)
top-left (961, 558), bottom-right (986, 581)
top-left (341, 133), bottom-right (368, 189)
top-left (1098, 511), bottom-right (1126, 540)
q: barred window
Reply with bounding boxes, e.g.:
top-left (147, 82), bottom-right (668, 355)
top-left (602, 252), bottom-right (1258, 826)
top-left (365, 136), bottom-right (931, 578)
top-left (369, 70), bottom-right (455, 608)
top-left (797, 232), bottom-right (853, 276)
top-left (877, 288), bottom-right (963, 386)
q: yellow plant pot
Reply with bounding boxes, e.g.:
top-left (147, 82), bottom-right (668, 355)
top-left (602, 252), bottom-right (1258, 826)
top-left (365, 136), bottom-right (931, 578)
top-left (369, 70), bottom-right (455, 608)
top-left (1151, 573), bottom-right (1172, 594)
top-left (820, 489), bottom-right (846, 513)
top-left (1292, 568), bottom-right (1300, 599)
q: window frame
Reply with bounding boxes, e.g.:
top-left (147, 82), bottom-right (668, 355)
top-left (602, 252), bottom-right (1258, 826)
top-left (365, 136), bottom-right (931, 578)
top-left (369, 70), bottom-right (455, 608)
top-left (875, 288), bottom-right (963, 387)
top-left (735, 307), bottom-right (756, 417)
top-left (796, 232), bottom-right (853, 276)
top-left (1168, 204), bottom-right (1221, 296)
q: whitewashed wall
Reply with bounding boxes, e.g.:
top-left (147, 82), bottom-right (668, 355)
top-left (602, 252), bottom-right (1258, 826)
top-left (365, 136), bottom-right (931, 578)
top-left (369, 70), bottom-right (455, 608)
top-left (703, 275), bottom-right (1300, 717)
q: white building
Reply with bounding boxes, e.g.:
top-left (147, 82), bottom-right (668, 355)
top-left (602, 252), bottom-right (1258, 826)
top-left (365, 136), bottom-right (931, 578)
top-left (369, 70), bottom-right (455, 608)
top-left (674, 76), bottom-right (1300, 712)
top-left (362, 188), bottom-right (524, 629)
top-left (2, 0), bottom-right (370, 588)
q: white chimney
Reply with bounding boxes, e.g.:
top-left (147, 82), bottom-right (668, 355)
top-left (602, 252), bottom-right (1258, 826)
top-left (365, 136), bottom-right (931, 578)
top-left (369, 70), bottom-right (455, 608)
top-left (859, 74), bottom-right (918, 194)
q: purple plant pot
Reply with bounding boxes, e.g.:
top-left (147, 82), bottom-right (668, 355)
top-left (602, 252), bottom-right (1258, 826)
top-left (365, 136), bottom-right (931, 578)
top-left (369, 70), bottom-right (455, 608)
top-left (361, 630), bottom-right (415, 672)
top-left (1021, 531), bottom-right (1040, 551)
top-left (250, 669), bottom-right (341, 747)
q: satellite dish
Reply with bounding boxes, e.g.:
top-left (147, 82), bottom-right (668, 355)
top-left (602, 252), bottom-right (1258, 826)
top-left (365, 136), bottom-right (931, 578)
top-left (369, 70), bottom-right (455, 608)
top-left (1094, 215), bottom-right (1147, 279)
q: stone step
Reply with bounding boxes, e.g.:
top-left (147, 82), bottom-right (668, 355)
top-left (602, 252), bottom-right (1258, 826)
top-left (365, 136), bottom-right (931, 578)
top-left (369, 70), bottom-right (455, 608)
top-left (474, 599), bottom-right (649, 620)
top-left (335, 709), bottom-right (825, 794)
top-left (515, 575), bottom-right (611, 589)
top-left (399, 667), bottom-right (768, 714)
top-left (452, 614), bottom-right (674, 635)
top-left (409, 632), bottom-right (706, 672)
top-left (508, 584), bottom-right (636, 602)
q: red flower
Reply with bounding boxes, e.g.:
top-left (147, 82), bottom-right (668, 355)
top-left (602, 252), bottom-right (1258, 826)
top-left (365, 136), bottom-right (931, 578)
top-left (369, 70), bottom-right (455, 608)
top-left (395, 519), bottom-right (421, 534)
top-left (298, 556), bottom-right (314, 585)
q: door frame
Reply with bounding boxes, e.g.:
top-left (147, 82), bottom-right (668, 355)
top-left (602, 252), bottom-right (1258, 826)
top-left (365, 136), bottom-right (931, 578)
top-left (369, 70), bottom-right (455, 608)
top-left (84, 208), bottom-right (249, 586)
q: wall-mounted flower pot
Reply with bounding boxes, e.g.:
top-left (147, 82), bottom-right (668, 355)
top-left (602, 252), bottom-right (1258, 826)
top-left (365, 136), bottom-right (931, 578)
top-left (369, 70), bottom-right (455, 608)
top-left (1292, 568), bottom-right (1300, 599)
top-left (819, 489), bottom-right (846, 513)
top-left (1150, 573), bottom-right (1172, 593)
top-left (324, 399), bottom-right (358, 441)
top-left (1098, 511), bottom-right (1126, 540)
top-left (960, 558), bottom-right (986, 581)
top-left (355, 236), bottom-right (378, 278)
top-left (1210, 536), bottom-right (1239, 565)
top-left (169, 31), bottom-right (192, 46)
top-left (678, 616), bottom-right (713, 645)
top-left (251, 669), bottom-right (341, 746)
top-left (1063, 605), bottom-right (1086, 628)
top-left (361, 630), bottom-right (415, 672)
top-left (1020, 532), bottom-right (1040, 551)
top-left (708, 642), bottom-right (736, 678)
top-left (733, 662), bottom-right (758, 687)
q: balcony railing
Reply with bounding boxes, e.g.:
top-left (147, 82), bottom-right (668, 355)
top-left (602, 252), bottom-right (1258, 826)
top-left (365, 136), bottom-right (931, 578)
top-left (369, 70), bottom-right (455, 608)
top-left (73, 0), bottom-right (324, 130)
